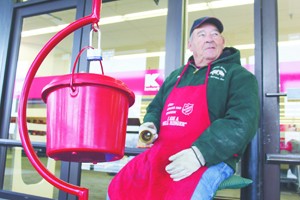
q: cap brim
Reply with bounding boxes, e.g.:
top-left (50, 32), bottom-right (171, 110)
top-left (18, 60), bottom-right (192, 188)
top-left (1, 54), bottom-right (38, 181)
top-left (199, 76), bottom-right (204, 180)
top-left (190, 17), bottom-right (224, 36)
top-left (201, 17), bottom-right (223, 33)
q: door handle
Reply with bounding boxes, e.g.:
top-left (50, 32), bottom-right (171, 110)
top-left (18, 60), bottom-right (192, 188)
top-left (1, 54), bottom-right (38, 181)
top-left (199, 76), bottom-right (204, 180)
top-left (265, 92), bottom-right (287, 97)
top-left (266, 153), bottom-right (300, 164)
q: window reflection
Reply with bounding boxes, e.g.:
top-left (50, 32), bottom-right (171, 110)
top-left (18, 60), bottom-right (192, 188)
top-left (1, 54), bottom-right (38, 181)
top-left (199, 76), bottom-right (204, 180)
top-left (7, 9), bottom-right (75, 199)
top-left (278, 0), bottom-right (300, 197)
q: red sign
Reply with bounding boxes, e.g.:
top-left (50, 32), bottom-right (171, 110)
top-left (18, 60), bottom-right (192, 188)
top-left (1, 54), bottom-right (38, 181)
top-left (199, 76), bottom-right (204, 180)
top-left (14, 69), bottom-right (164, 99)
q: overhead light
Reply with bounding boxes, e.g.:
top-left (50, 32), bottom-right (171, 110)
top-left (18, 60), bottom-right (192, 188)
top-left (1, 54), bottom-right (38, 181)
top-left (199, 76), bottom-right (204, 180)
top-left (188, 0), bottom-right (254, 12)
top-left (112, 39), bottom-right (300, 59)
top-left (124, 8), bottom-right (167, 21)
top-left (279, 39), bottom-right (300, 46)
top-left (100, 16), bottom-right (125, 25)
top-left (113, 51), bottom-right (165, 59)
top-left (100, 9), bottom-right (167, 25)
top-left (21, 24), bottom-right (68, 37)
top-left (22, 0), bottom-right (254, 37)
top-left (102, 0), bottom-right (254, 24)
top-left (234, 44), bottom-right (255, 50)
top-left (233, 39), bottom-right (300, 50)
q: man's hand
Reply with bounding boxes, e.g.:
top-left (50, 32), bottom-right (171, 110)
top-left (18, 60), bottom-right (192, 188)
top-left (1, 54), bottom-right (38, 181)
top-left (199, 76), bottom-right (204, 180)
top-left (137, 122), bottom-right (158, 148)
top-left (165, 146), bottom-right (205, 181)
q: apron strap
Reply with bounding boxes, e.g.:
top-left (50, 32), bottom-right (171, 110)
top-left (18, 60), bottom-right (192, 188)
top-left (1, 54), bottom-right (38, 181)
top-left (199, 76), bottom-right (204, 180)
top-left (175, 61), bottom-right (212, 87)
top-left (204, 62), bottom-right (212, 85)
top-left (174, 61), bottom-right (190, 87)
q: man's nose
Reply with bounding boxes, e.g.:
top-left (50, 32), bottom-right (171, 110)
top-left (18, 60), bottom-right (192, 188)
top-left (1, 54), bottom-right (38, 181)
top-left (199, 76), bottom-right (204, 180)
top-left (205, 38), bottom-right (214, 43)
top-left (204, 34), bottom-right (214, 42)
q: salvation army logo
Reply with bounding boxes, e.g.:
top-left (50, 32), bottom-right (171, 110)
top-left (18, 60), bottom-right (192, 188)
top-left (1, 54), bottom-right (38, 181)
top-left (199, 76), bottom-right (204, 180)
top-left (182, 103), bottom-right (194, 115)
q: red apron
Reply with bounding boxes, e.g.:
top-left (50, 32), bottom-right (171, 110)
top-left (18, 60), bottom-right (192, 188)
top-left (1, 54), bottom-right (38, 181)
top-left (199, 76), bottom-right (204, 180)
top-left (108, 63), bottom-right (211, 200)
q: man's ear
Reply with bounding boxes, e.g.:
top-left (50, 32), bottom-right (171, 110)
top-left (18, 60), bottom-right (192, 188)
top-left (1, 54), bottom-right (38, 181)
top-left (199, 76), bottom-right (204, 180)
top-left (221, 35), bottom-right (225, 45)
top-left (187, 39), bottom-right (192, 51)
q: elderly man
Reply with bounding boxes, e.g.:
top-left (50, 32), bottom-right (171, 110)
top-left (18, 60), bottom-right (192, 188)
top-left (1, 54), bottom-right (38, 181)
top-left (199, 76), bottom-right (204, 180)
top-left (108, 16), bottom-right (259, 200)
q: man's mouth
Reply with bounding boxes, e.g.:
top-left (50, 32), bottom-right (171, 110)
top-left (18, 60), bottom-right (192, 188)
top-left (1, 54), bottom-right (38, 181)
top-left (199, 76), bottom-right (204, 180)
top-left (205, 46), bottom-right (216, 50)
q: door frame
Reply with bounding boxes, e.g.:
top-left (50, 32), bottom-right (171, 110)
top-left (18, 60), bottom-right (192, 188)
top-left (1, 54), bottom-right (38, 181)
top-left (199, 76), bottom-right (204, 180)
top-left (251, 0), bottom-right (300, 199)
top-left (258, 0), bottom-right (281, 199)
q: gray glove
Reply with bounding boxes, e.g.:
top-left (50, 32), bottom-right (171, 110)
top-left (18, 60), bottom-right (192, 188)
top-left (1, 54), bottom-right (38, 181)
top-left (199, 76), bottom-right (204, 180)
top-left (165, 146), bottom-right (205, 181)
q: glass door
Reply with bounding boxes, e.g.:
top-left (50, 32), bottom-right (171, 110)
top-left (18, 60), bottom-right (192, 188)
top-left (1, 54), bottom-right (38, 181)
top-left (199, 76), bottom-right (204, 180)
top-left (5, 8), bottom-right (75, 199)
top-left (263, 0), bottom-right (300, 200)
top-left (278, 0), bottom-right (300, 199)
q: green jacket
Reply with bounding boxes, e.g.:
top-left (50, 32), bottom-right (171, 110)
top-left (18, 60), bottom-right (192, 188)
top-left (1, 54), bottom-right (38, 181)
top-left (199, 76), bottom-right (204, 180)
top-left (143, 47), bottom-right (260, 171)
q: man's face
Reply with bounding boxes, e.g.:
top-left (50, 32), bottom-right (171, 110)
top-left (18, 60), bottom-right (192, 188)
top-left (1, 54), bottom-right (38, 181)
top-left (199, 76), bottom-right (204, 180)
top-left (188, 23), bottom-right (225, 65)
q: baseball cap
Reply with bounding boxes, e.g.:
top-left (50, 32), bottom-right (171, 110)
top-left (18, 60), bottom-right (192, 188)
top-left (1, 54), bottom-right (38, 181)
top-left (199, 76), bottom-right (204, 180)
top-left (189, 16), bottom-right (224, 36)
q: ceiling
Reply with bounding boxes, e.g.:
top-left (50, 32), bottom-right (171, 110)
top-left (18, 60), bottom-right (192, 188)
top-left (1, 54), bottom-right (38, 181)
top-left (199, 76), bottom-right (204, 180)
top-left (20, 0), bottom-right (300, 63)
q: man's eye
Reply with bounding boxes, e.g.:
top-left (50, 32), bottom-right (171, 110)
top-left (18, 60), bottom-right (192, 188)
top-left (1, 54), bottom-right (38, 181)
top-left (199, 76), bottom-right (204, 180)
top-left (198, 32), bottom-right (206, 37)
top-left (211, 32), bottom-right (220, 37)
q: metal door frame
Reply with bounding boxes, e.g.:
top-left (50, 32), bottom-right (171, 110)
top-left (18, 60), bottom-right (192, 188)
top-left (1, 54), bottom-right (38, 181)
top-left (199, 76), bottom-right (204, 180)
top-left (257, 0), bottom-right (281, 199)
top-left (250, 0), bottom-right (300, 199)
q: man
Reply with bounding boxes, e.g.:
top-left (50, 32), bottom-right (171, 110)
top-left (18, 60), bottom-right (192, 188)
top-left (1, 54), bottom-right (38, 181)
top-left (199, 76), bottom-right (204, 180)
top-left (108, 16), bottom-right (259, 200)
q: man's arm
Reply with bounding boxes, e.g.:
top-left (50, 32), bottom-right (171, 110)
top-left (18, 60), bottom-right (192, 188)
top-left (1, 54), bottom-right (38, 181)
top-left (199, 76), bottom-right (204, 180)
top-left (194, 69), bottom-right (260, 167)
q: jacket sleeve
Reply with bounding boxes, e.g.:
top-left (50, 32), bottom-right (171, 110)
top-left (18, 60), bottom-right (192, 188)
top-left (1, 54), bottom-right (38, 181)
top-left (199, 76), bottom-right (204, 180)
top-left (142, 89), bottom-right (164, 131)
top-left (143, 69), bottom-right (180, 132)
top-left (193, 68), bottom-right (260, 167)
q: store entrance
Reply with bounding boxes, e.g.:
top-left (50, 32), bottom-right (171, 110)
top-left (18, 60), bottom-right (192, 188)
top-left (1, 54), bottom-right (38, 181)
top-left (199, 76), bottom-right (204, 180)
top-left (262, 1), bottom-right (300, 200)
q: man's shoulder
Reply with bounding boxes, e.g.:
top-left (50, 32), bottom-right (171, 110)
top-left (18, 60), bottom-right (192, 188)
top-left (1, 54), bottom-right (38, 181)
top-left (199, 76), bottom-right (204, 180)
top-left (168, 65), bottom-right (185, 78)
top-left (213, 62), bottom-right (252, 74)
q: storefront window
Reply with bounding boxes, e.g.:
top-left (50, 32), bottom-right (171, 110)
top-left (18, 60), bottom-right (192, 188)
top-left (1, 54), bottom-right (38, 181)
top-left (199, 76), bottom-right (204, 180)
top-left (6, 1), bottom-right (168, 199)
top-left (6, 9), bottom-right (76, 199)
top-left (278, 0), bottom-right (300, 198)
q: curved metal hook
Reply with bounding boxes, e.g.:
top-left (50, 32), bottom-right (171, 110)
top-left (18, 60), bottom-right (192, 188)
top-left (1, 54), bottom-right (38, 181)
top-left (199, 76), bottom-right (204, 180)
top-left (17, 1), bottom-right (102, 200)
